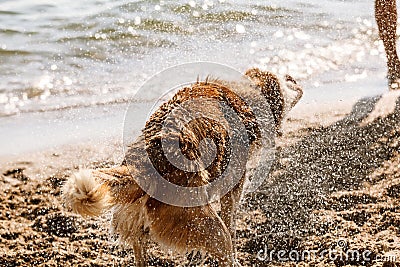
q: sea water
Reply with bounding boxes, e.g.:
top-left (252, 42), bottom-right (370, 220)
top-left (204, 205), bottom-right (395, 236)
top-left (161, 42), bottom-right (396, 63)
top-left (0, 0), bottom-right (391, 156)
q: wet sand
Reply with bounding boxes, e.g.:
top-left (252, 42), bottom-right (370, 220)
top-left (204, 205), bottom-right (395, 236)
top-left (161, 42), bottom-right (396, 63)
top-left (1, 91), bottom-right (399, 266)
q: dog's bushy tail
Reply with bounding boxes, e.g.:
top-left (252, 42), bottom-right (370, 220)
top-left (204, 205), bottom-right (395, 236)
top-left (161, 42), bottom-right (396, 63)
top-left (62, 169), bottom-right (111, 217)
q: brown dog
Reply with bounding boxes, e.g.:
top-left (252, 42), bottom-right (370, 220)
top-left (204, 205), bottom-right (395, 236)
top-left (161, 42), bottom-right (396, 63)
top-left (62, 68), bottom-right (302, 266)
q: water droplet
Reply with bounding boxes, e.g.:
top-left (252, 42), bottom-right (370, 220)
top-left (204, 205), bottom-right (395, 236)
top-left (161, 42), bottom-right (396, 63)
top-left (0, 94), bottom-right (8, 104)
top-left (304, 43), bottom-right (313, 49)
top-left (50, 64), bottom-right (57, 71)
top-left (128, 26), bottom-right (135, 34)
top-left (274, 30), bottom-right (284, 38)
top-left (37, 75), bottom-right (53, 90)
top-left (236, 24), bottom-right (245, 34)
top-left (205, 0), bottom-right (214, 6)
top-left (134, 16), bottom-right (141, 25)
top-left (294, 30), bottom-right (310, 40)
top-left (370, 49), bottom-right (379, 56)
top-left (63, 76), bottom-right (73, 86)
top-left (363, 19), bottom-right (372, 27)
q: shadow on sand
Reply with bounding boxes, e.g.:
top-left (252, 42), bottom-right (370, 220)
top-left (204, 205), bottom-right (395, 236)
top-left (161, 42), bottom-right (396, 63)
top-left (242, 91), bottom-right (400, 265)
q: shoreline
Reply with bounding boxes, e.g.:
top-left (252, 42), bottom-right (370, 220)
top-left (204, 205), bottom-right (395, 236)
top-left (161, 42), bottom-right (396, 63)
top-left (0, 71), bottom-right (388, 159)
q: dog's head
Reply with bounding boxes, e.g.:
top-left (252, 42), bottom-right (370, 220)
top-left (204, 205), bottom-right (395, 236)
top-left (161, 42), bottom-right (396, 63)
top-left (245, 68), bottom-right (303, 135)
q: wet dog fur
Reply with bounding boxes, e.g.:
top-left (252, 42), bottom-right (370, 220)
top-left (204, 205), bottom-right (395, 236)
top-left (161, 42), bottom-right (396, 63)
top-left (62, 68), bottom-right (303, 266)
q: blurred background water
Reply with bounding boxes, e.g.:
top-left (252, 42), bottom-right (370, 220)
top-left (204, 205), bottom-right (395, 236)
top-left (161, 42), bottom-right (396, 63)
top-left (0, 0), bottom-right (389, 117)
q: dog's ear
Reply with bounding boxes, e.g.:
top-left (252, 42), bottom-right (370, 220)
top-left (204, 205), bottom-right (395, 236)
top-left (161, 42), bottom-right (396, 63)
top-left (283, 74), bottom-right (303, 111)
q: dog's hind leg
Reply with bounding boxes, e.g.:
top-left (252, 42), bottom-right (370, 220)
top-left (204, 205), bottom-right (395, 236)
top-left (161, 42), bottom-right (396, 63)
top-left (220, 174), bottom-right (245, 263)
top-left (189, 214), bottom-right (235, 267)
top-left (131, 232), bottom-right (149, 267)
top-left (146, 200), bottom-right (235, 266)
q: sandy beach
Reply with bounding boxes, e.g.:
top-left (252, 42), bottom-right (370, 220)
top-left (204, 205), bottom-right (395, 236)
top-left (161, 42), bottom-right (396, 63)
top-left (1, 89), bottom-right (399, 266)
